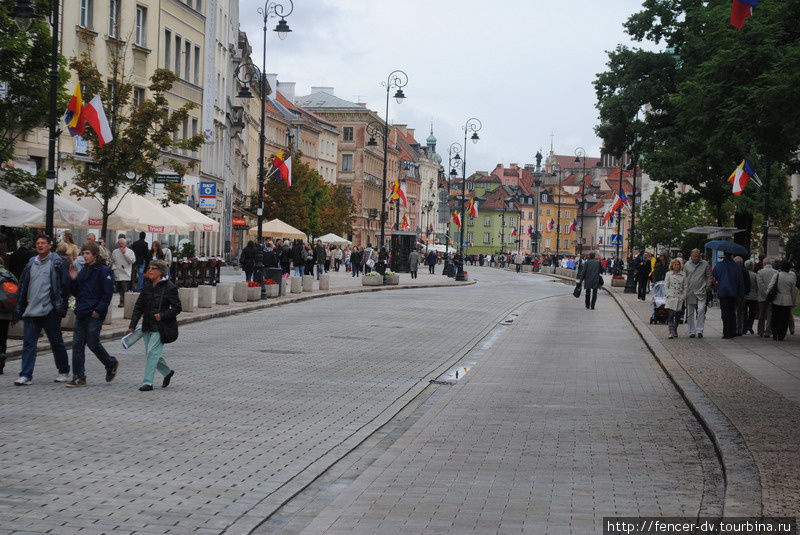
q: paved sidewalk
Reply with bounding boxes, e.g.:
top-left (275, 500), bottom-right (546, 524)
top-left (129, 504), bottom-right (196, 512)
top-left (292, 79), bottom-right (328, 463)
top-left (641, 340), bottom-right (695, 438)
top-left (613, 288), bottom-right (800, 518)
top-left (300, 285), bottom-right (723, 534)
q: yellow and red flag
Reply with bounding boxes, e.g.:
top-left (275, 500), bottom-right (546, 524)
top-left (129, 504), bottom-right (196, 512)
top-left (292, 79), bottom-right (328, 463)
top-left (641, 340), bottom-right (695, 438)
top-left (467, 198), bottom-right (478, 218)
top-left (452, 211), bottom-right (461, 228)
top-left (64, 82), bottom-right (83, 136)
top-left (272, 150), bottom-right (292, 187)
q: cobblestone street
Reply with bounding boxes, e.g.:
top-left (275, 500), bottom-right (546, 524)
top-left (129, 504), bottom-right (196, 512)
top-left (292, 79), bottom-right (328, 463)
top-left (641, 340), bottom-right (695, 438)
top-left (0, 268), bottom-right (728, 534)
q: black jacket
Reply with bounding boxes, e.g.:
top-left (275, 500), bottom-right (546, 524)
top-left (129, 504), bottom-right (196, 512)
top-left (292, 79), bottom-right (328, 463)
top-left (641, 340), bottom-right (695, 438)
top-left (7, 247), bottom-right (36, 280)
top-left (239, 245), bottom-right (257, 271)
top-left (129, 279), bottom-right (182, 342)
top-left (262, 248), bottom-right (279, 268)
top-left (279, 245), bottom-right (291, 264)
top-left (291, 243), bottom-right (306, 265)
top-left (131, 239), bottom-right (150, 266)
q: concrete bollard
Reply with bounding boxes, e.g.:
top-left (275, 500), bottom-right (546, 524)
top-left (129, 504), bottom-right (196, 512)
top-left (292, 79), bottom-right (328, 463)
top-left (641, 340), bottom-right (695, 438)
top-left (197, 285), bottom-right (214, 308)
top-left (216, 283), bottom-right (232, 305)
top-left (124, 291), bottom-right (138, 319)
top-left (290, 276), bottom-right (302, 294)
top-left (103, 309), bottom-right (113, 325)
top-left (233, 282), bottom-right (249, 302)
top-left (302, 275), bottom-right (314, 292)
top-left (178, 287), bottom-right (197, 313)
top-left (319, 274), bottom-right (330, 290)
top-left (280, 278), bottom-right (290, 296)
top-left (247, 286), bottom-right (261, 301)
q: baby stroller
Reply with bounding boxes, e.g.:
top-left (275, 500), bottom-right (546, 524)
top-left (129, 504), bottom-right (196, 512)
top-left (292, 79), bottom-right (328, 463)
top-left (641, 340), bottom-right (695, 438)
top-left (650, 280), bottom-right (669, 324)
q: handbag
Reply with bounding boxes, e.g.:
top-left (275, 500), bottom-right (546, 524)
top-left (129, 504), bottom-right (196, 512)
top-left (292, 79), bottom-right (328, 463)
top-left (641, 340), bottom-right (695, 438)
top-left (573, 282), bottom-right (582, 298)
top-left (155, 285), bottom-right (179, 344)
top-left (598, 275), bottom-right (604, 287)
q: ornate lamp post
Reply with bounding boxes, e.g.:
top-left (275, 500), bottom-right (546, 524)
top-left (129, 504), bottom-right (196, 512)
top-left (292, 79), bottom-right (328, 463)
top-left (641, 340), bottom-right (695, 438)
top-left (574, 147), bottom-right (587, 259)
top-left (457, 118), bottom-right (481, 280)
top-left (12, 0), bottom-right (58, 238)
top-left (377, 70), bottom-right (408, 258)
top-left (445, 142), bottom-right (462, 254)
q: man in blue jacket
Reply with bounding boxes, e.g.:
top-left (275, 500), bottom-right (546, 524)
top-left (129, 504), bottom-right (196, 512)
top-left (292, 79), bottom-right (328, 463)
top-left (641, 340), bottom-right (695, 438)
top-left (13, 235), bottom-right (71, 385)
top-left (712, 252), bottom-right (745, 339)
top-left (65, 242), bottom-right (119, 387)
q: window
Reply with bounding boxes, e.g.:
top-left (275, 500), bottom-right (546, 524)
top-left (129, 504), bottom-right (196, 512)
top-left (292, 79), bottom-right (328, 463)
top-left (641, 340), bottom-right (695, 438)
top-left (483, 233), bottom-right (490, 244)
top-left (537, 222), bottom-right (543, 232)
top-left (564, 211), bottom-right (571, 219)
top-left (133, 87), bottom-right (144, 108)
top-left (466, 232), bottom-right (473, 242)
top-left (544, 238), bottom-right (551, 249)
top-left (343, 127), bottom-right (353, 142)
top-left (80, 0), bottom-right (93, 28)
top-left (546, 208), bottom-right (551, 216)
top-left (194, 46), bottom-right (200, 84)
top-left (135, 6), bottom-right (146, 46)
top-left (174, 35), bottom-right (182, 77)
top-left (191, 117), bottom-right (198, 155)
top-left (184, 41), bottom-right (191, 80)
top-left (528, 211), bottom-right (533, 219)
top-left (108, 0), bottom-right (120, 38)
top-left (484, 216), bottom-right (491, 226)
top-left (196, 0), bottom-right (202, 11)
top-left (341, 154), bottom-right (353, 172)
top-left (509, 216), bottom-right (515, 227)
top-left (467, 216), bottom-right (474, 226)
top-left (164, 30), bottom-right (171, 69)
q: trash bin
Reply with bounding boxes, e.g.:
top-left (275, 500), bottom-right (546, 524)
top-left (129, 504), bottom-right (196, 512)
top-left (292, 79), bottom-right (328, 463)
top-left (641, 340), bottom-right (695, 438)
top-left (265, 267), bottom-right (283, 295)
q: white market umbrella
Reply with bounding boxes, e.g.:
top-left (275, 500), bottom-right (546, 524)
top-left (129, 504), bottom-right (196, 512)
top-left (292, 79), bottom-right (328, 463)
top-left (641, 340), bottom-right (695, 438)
top-left (150, 199), bottom-right (219, 232)
top-left (0, 188), bottom-right (43, 226)
top-left (111, 193), bottom-right (190, 234)
top-left (248, 218), bottom-right (306, 240)
top-left (317, 232), bottom-right (351, 246)
top-left (24, 191), bottom-right (89, 228)
top-left (65, 191), bottom-right (140, 230)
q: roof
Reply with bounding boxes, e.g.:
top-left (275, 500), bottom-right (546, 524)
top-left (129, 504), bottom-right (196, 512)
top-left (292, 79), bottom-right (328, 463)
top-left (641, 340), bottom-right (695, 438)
top-left (295, 91), bottom-right (365, 110)
top-left (276, 92), bottom-right (339, 131)
top-left (551, 154), bottom-right (602, 170)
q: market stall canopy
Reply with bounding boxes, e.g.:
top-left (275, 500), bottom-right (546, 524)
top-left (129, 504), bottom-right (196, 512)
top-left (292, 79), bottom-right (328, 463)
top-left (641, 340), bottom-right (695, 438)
top-left (24, 191), bottom-right (88, 228)
top-left (149, 198), bottom-right (220, 232)
top-left (111, 193), bottom-right (189, 234)
top-left (317, 232), bottom-right (351, 245)
top-left (65, 190), bottom-right (140, 230)
top-left (247, 218), bottom-right (306, 240)
top-left (0, 188), bottom-right (43, 226)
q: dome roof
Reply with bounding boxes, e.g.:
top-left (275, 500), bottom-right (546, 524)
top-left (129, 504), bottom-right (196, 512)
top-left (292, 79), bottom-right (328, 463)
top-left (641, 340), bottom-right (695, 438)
top-left (433, 152), bottom-right (442, 164)
top-left (426, 132), bottom-right (437, 145)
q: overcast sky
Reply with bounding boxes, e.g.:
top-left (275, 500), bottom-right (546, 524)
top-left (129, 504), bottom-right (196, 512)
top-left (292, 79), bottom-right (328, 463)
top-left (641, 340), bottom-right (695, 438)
top-left (239, 0), bottom-right (654, 174)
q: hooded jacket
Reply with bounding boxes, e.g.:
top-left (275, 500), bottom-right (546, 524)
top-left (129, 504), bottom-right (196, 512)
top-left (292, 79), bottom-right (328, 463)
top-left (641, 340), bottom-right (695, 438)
top-left (15, 252), bottom-right (70, 319)
top-left (70, 261), bottom-right (115, 319)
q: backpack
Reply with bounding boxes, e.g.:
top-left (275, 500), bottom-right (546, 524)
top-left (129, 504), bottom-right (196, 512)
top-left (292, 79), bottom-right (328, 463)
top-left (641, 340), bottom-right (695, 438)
top-left (0, 267), bottom-right (19, 314)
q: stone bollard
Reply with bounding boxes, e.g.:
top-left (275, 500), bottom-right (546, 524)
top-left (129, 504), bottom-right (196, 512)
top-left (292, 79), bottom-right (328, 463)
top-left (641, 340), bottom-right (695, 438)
top-left (302, 275), bottom-right (314, 292)
top-left (319, 274), bottom-right (330, 290)
top-left (178, 287), bottom-right (197, 313)
top-left (103, 309), bottom-right (113, 325)
top-left (197, 285), bottom-right (214, 308)
top-left (522, 265), bottom-right (532, 273)
top-left (124, 291), bottom-right (138, 319)
top-left (247, 285), bottom-right (261, 301)
top-left (233, 282), bottom-right (249, 302)
top-left (290, 276), bottom-right (302, 294)
top-left (280, 278), bottom-right (290, 296)
top-left (61, 310), bottom-right (76, 330)
top-left (8, 321), bottom-right (23, 338)
top-left (265, 284), bottom-right (279, 297)
top-left (216, 283), bottom-right (232, 305)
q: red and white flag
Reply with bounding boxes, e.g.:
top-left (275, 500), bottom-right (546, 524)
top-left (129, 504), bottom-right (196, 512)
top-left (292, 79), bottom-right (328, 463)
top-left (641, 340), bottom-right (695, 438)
top-left (79, 95), bottom-right (114, 146)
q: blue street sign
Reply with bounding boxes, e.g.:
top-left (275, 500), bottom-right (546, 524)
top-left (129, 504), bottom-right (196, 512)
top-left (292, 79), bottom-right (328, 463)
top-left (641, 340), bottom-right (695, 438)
top-left (199, 181), bottom-right (217, 208)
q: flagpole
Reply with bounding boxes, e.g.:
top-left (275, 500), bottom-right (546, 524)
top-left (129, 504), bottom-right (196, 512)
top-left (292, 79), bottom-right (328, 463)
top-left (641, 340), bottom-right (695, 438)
top-left (763, 160), bottom-right (770, 254)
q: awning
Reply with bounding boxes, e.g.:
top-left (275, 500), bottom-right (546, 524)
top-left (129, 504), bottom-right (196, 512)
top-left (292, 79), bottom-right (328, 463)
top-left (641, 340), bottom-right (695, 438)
top-left (149, 198), bottom-right (220, 232)
top-left (24, 191), bottom-right (89, 228)
top-left (0, 188), bottom-right (43, 226)
top-left (64, 190), bottom-right (140, 230)
top-left (110, 194), bottom-right (189, 234)
top-left (248, 218), bottom-right (306, 240)
top-left (317, 232), bottom-right (351, 245)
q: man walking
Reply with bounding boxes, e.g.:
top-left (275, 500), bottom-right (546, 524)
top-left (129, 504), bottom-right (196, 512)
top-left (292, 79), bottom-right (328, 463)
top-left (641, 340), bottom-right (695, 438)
top-left (712, 252), bottom-right (745, 339)
top-left (13, 235), bottom-right (71, 385)
top-left (314, 239), bottom-right (327, 280)
top-left (756, 257), bottom-right (776, 338)
top-left (683, 248), bottom-right (711, 339)
top-left (130, 232), bottom-right (150, 292)
top-left (425, 250), bottom-right (437, 275)
top-left (578, 252), bottom-right (602, 310)
top-left (65, 243), bottom-right (119, 387)
top-left (635, 252), bottom-right (651, 300)
top-left (408, 249), bottom-right (419, 279)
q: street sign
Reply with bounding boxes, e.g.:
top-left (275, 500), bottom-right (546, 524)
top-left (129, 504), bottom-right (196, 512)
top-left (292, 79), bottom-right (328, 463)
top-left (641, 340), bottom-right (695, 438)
top-left (232, 217), bottom-right (248, 229)
top-left (199, 181), bottom-right (217, 208)
top-left (610, 233), bottom-right (622, 245)
top-left (155, 173), bottom-right (182, 184)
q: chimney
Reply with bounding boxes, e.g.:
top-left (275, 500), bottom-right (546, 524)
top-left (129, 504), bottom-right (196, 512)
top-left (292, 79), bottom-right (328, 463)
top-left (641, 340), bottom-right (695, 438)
top-left (265, 73), bottom-right (278, 96)
top-left (407, 128), bottom-right (415, 139)
top-left (310, 86), bottom-right (334, 95)
top-left (277, 81), bottom-right (295, 102)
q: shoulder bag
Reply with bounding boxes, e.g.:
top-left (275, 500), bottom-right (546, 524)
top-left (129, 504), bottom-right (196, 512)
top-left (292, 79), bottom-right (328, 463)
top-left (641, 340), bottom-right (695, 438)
top-left (573, 281), bottom-right (582, 298)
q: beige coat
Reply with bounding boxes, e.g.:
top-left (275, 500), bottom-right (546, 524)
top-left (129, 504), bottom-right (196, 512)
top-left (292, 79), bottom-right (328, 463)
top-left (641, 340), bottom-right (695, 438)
top-left (665, 270), bottom-right (686, 311)
top-left (767, 271), bottom-right (798, 307)
top-left (683, 259), bottom-right (710, 305)
top-left (756, 264), bottom-right (777, 302)
top-left (111, 246), bottom-right (136, 282)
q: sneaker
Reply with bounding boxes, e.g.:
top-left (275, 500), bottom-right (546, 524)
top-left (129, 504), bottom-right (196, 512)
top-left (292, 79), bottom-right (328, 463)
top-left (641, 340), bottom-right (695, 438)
top-left (689, 334), bottom-right (696, 338)
top-left (65, 378), bottom-right (87, 388)
top-left (14, 376), bottom-right (32, 386)
top-left (105, 361), bottom-right (119, 382)
top-left (698, 333), bottom-right (703, 339)
top-left (139, 384), bottom-right (153, 391)
top-left (54, 373), bottom-right (70, 383)
top-left (161, 370), bottom-right (174, 388)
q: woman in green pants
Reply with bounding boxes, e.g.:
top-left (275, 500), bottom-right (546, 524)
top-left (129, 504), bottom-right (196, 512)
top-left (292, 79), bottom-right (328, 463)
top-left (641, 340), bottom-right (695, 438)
top-left (127, 259), bottom-right (181, 391)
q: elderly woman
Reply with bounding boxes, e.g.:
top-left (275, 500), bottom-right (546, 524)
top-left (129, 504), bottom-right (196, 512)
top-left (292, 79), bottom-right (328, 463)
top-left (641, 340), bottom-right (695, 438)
top-left (664, 258), bottom-right (686, 339)
top-left (767, 260), bottom-right (798, 341)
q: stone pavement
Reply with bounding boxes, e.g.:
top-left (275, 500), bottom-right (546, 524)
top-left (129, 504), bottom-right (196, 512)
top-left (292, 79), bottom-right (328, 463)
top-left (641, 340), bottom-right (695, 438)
top-left (3, 266), bottom-right (466, 361)
top-left (294, 271), bottom-right (722, 534)
top-left (0, 267), bottom-right (564, 534)
top-left (612, 288), bottom-right (800, 519)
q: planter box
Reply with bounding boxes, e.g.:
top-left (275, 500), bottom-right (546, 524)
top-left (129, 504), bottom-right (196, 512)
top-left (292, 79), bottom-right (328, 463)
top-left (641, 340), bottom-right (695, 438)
top-left (522, 265), bottom-right (533, 273)
top-left (362, 275), bottom-right (382, 286)
top-left (302, 275), bottom-right (315, 292)
top-left (280, 278), bottom-right (290, 296)
top-left (197, 285), bottom-right (214, 308)
top-left (62, 310), bottom-right (76, 330)
top-left (384, 274), bottom-right (400, 285)
top-left (216, 283), bottom-right (233, 305)
top-left (233, 282), bottom-right (249, 302)
top-left (319, 274), bottom-right (330, 290)
top-left (290, 277), bottom-right (302, 294)
top-left (265, 284), bottom-right (279, 297)
top-left (247, 286), bottom-right (261, 301)
top-left (611, 277), bottom-right (627, 287)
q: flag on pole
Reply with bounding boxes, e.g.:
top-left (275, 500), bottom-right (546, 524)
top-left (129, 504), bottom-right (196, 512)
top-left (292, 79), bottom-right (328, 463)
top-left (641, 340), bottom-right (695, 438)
top-left (731, 0), bottom-right (759, 29)
top-left (727, 159), bottom-right (760, 195)
top-left (389, 178), bottom-right (408, 208)
top-left (546, 218), bottom-right (555, 231)
top-left (511, 227), bottom-right (518, 237)
top-left (272, 150), bottom-right (292, 186)
top-left (527, 225), bottom-right (534, 235)
top-left (401, 213), bottom-right (410, 230)
top-left (452, 211), bottom-right (461, 228)
top-left (567, 219), bottom-right (577, 234)
top-left (79, 95), bottom-right (114, 146)
top-left (64, 83), bottom-right (83, 136)
top-left (467, 198), bottom-right (478, 218)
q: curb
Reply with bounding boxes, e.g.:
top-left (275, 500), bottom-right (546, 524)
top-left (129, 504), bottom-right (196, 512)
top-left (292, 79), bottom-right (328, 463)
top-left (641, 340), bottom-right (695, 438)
top-left (3, 279), bottom-right (475, 361)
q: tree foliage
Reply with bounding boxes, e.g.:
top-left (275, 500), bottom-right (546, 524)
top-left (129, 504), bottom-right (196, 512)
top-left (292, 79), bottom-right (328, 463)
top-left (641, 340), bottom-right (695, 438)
top-left (595, 0), bottom-right (800, 251)
top-left (635, 188), bottom-right (708, 253)
top-left (68, 46), bottom-right (204, 236)
top-left (261, 157), bottom-right (354, 239)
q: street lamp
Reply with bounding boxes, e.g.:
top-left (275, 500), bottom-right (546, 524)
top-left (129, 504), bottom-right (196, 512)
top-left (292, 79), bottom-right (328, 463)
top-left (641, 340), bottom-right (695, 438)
top-left (377, 70), bottom-right (409, 264)
top-left (12, 0), bottom-right (58, 238)
top-left (445, 142), bottom-right (462, 255)
top-left (458, 118), bottom-right (481, 280)
top-left (553, 166), bottom-right (565, 266)
top-left (574, 147), bottom-right (587, 259)
top-left (243, 0), bottom-right (293, 298)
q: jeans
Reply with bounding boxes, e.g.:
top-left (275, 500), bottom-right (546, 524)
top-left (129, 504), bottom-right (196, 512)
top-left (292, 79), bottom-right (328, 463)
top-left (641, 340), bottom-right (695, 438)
top-left (72, 315), bottom-right (116, 379)
top-left (244, 270), bottom-right (254, 282)
top-left (667, 309), bottom-right (679, 337)
top-left (771, 304), bottom-right (791, 341)
top-left (142, 331), bottom-right (171, 386)
top-left (744, 299), bottom-right (759, 334)
top-left (637, 278), bottom-right (647, 300)
top-left (316, 263), bottom-right (325, 279)
top-left (584, 287), bottom-right (597, 309)
top-left (428, 264), bottom-right (435, 274)
top-left (686, 298), bottom-right (707, 335)
top-left (20, 311), bottom-right (70, 379)
top-left (293, 265), bottom-right (305, 277)
top-left (135, 263), bottom-right (146, 292)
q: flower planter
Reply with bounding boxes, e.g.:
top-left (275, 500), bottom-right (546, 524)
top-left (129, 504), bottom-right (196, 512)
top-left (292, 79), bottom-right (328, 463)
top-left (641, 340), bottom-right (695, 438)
top-left (362, 275), bottom-right (382, 286)
top-left (384, 274), bottom-right (400, 285)
top-left (247, 286), bottom-right (262, 301)
top-left (265, 284), bottom-right (279, 297)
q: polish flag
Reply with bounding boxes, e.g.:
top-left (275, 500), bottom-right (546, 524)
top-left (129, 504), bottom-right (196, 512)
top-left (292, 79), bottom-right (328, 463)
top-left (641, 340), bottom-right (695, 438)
top-left (452, 211), bottom-right (461, 228)
top-left (79, 95), bottom-right (114, 146)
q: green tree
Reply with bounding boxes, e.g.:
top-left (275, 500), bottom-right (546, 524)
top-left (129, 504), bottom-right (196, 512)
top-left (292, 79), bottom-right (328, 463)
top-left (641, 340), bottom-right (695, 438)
top-left (595, 0), bottom-right (800, 252)
top-left (635, 188), bottom-right (706, 253)
top-left (68, 48), bottom-right (204, 237)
